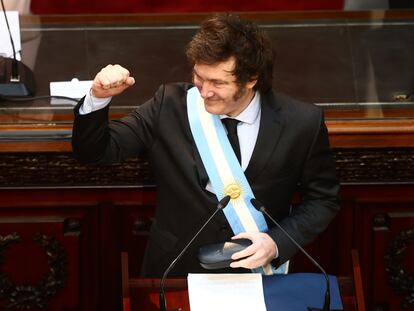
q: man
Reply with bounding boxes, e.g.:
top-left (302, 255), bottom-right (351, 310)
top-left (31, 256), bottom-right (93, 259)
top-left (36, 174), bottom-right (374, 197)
top-left (72, 14), bottom-right (340, 277)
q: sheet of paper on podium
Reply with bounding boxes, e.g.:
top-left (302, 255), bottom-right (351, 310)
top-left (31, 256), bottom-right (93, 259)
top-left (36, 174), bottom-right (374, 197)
top-left (49, 78), bottom-right (93, 105)
top-left (188, 273), bottom-right (267, 311)
top-left (0, 11), bottom-right (21, 60)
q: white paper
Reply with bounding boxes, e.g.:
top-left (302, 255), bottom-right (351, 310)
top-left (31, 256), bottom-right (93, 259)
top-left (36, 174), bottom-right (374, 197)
top-left (0, 11), bottom-right (21, 60)
top-left (188, 273), bottom-right (267, 311)
top-left (49, 78), bottom-right (93, 105)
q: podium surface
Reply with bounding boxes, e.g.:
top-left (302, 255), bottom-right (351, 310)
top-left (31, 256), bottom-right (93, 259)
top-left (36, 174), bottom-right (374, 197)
top-left (123, 277), bottom-right (361, 311)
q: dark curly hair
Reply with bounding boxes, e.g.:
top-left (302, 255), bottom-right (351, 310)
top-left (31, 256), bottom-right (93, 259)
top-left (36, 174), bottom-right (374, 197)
top-left (186, 13), bottom-right (274, 94)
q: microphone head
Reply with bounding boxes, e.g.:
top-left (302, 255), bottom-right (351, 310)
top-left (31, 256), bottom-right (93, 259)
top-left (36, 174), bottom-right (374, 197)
top-left (250, 198), bottom-right (265, 212)
top-left (217, 195), bottom-right (231, 209)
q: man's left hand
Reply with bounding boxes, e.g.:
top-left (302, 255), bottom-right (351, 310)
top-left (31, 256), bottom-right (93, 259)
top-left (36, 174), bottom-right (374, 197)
top-left (229, 232), bottom-right (277, 269)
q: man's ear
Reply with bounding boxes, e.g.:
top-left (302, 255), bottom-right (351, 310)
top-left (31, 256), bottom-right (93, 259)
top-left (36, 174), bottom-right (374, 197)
top-left (246, 76), bottom-right (258, 90)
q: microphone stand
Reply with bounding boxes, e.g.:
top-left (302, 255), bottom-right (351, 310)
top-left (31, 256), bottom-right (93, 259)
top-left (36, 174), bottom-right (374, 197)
top-left (251, 198), bottom-right (331, 311)
top-left (159, 195), bottom-right (231, 311)
top-left (0, 0), bottom-right (36, 97)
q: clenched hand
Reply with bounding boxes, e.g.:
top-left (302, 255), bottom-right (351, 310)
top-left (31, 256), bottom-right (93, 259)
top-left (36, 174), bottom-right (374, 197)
top-left (91, 64), bottom-right (135, 98)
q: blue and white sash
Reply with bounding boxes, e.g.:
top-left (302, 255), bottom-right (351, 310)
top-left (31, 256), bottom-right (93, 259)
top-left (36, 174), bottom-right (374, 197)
top-left (187, 87), bottom-right (288, 275)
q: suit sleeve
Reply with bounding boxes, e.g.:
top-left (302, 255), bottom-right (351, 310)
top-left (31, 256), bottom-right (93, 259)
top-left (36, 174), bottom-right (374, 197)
top-left (270, 111), bottom-right (340, 266)
top-left (72, 85), bottom-right (166, 164)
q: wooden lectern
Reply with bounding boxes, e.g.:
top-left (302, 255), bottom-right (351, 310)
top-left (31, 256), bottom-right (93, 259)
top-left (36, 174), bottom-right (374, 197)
top-left (121, 250), bottom-right (366, 311)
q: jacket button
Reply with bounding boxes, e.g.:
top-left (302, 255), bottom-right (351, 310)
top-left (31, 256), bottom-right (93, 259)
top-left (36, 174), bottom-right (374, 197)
top-left (220, 224), bottom-right (228, 231)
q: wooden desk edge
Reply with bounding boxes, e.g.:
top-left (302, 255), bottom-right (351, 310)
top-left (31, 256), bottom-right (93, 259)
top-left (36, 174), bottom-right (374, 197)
top-left (1, 119), bottom-right (414, 152)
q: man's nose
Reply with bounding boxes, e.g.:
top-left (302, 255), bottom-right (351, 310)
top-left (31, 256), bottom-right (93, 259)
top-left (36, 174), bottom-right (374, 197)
top-left (199, 83), bottom-right (214, 99)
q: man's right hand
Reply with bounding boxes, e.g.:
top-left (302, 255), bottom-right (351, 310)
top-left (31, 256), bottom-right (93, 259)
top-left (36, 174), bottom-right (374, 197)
top-left (91, 64), bottom-right (135, 98)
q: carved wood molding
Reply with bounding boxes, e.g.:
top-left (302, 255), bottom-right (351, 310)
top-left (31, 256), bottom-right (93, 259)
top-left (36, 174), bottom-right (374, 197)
top-left (2, 118), bottom-right (414, 152)
top-left (19, 10), bottom-right (414, 27)
top-left (0, 149), bottom-right (414, 187)
top-left (0, 233), bottom-right (67, 310)
top-left (384, 228), bottom-right (414, 309)
top-left (327, 119), bottom-right (414, 148)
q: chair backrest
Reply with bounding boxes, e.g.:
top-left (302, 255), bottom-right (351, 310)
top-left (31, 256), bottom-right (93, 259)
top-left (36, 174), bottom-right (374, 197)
top-left (121, 252), bottom-right (131, 311)
top-left (351, 249), bottom-right (366, 311)
top-left (121, 252), bottom-right (189, 311)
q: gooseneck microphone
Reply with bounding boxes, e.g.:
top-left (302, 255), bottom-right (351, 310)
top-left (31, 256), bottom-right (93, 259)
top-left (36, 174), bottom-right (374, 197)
top-left (0, 0), bottom-right (35, 97)
top-left (250, 198), bottom-right (331, 311)
top-left (1, 0), bottom-right (18, 81)
top-left (159, 195), bottom-right (231, 311)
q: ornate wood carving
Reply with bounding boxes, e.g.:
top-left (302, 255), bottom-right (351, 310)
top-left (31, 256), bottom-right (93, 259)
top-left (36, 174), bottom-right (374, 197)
top-left (334, 148), bottom-right (414, 182)
top-left (0, 153), bottom-right (153, 187)
top-left (384, 228), bottom-right (414, 309)
top-left (373, 213), bottom-right (391, 231)
top-left (63, 218), bottom-right (82, 236)
top-left (0, 233), bottom-right (67, 310)
top-left (1, 149), bottom-right (414, 187)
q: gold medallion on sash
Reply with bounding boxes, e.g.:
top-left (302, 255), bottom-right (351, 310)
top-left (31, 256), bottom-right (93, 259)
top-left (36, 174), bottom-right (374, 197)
top-left (224, 183), bottom-right (242, 200)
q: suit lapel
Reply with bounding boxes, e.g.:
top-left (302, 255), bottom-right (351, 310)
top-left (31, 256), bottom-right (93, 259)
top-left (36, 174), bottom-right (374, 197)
top-left (191, 139), bottom-right (210, 188)
top-left (244, 91), bottom-right (284, 182)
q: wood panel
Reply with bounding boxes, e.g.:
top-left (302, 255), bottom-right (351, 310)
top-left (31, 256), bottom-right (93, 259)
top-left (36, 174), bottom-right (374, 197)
top-left (0, 184), bottom-right (412, 310)
top-left (3, 119), bottom-right (414, 152)
top-left (356, 203), bottom-right (414, 310)
top-left (0, 205), bottom-right (93, 310)
top-left (338, 185), bottom-right (414, 311)
top-left (20, 10), bottom-right (414, 26)
top-left (0, 188), bottom-right (155, 311)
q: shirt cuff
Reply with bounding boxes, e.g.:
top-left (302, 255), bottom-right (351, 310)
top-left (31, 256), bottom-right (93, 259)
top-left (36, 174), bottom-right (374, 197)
top-left (78, 89), bottom-right (112, 115)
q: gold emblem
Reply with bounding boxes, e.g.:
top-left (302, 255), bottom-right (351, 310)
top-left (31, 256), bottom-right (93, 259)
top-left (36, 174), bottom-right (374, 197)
top-left (224, 183), bottom-right (241, 199)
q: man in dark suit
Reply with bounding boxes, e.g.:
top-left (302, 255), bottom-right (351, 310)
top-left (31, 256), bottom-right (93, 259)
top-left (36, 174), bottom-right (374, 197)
top-left (72, 14), bottom-right (339, 277)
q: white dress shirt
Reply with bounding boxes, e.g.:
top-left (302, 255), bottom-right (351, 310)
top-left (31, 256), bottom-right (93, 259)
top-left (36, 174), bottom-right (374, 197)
top-left (221, 91), bottom-right (261, 171)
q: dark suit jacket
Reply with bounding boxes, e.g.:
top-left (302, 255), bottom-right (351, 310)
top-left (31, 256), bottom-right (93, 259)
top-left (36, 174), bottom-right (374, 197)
top-left (72, 83), bottom-right (340, 277)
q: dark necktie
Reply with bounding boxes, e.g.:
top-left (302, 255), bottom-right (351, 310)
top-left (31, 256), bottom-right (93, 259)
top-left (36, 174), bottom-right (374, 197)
top-left (222, 118), bottom-right (241, 163)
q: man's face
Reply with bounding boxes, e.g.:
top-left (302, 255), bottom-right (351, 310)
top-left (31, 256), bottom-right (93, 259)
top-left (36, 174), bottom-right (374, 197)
top-left (192, 57), bottom-right (257, 117)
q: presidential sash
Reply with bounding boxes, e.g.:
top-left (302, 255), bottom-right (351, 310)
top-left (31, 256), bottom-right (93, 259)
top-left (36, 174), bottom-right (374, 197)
top-left (187, 87), bottom-right (288, 275)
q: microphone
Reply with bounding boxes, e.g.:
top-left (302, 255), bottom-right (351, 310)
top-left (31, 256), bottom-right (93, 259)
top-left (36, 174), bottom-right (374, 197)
top-left (159, 195), bottom-right (231, 311)
top-left (250, 198), bottom-right (331, 311)
top-left (0, 0), bottom-right (35, 97)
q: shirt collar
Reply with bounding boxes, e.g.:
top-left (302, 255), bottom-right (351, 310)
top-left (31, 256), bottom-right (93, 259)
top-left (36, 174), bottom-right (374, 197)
top-left (220, 92), bottom-right (261, 125)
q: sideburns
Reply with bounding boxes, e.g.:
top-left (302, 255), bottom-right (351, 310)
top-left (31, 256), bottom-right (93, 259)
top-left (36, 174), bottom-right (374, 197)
top-left (233, 84), bottom-right (247, 102)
